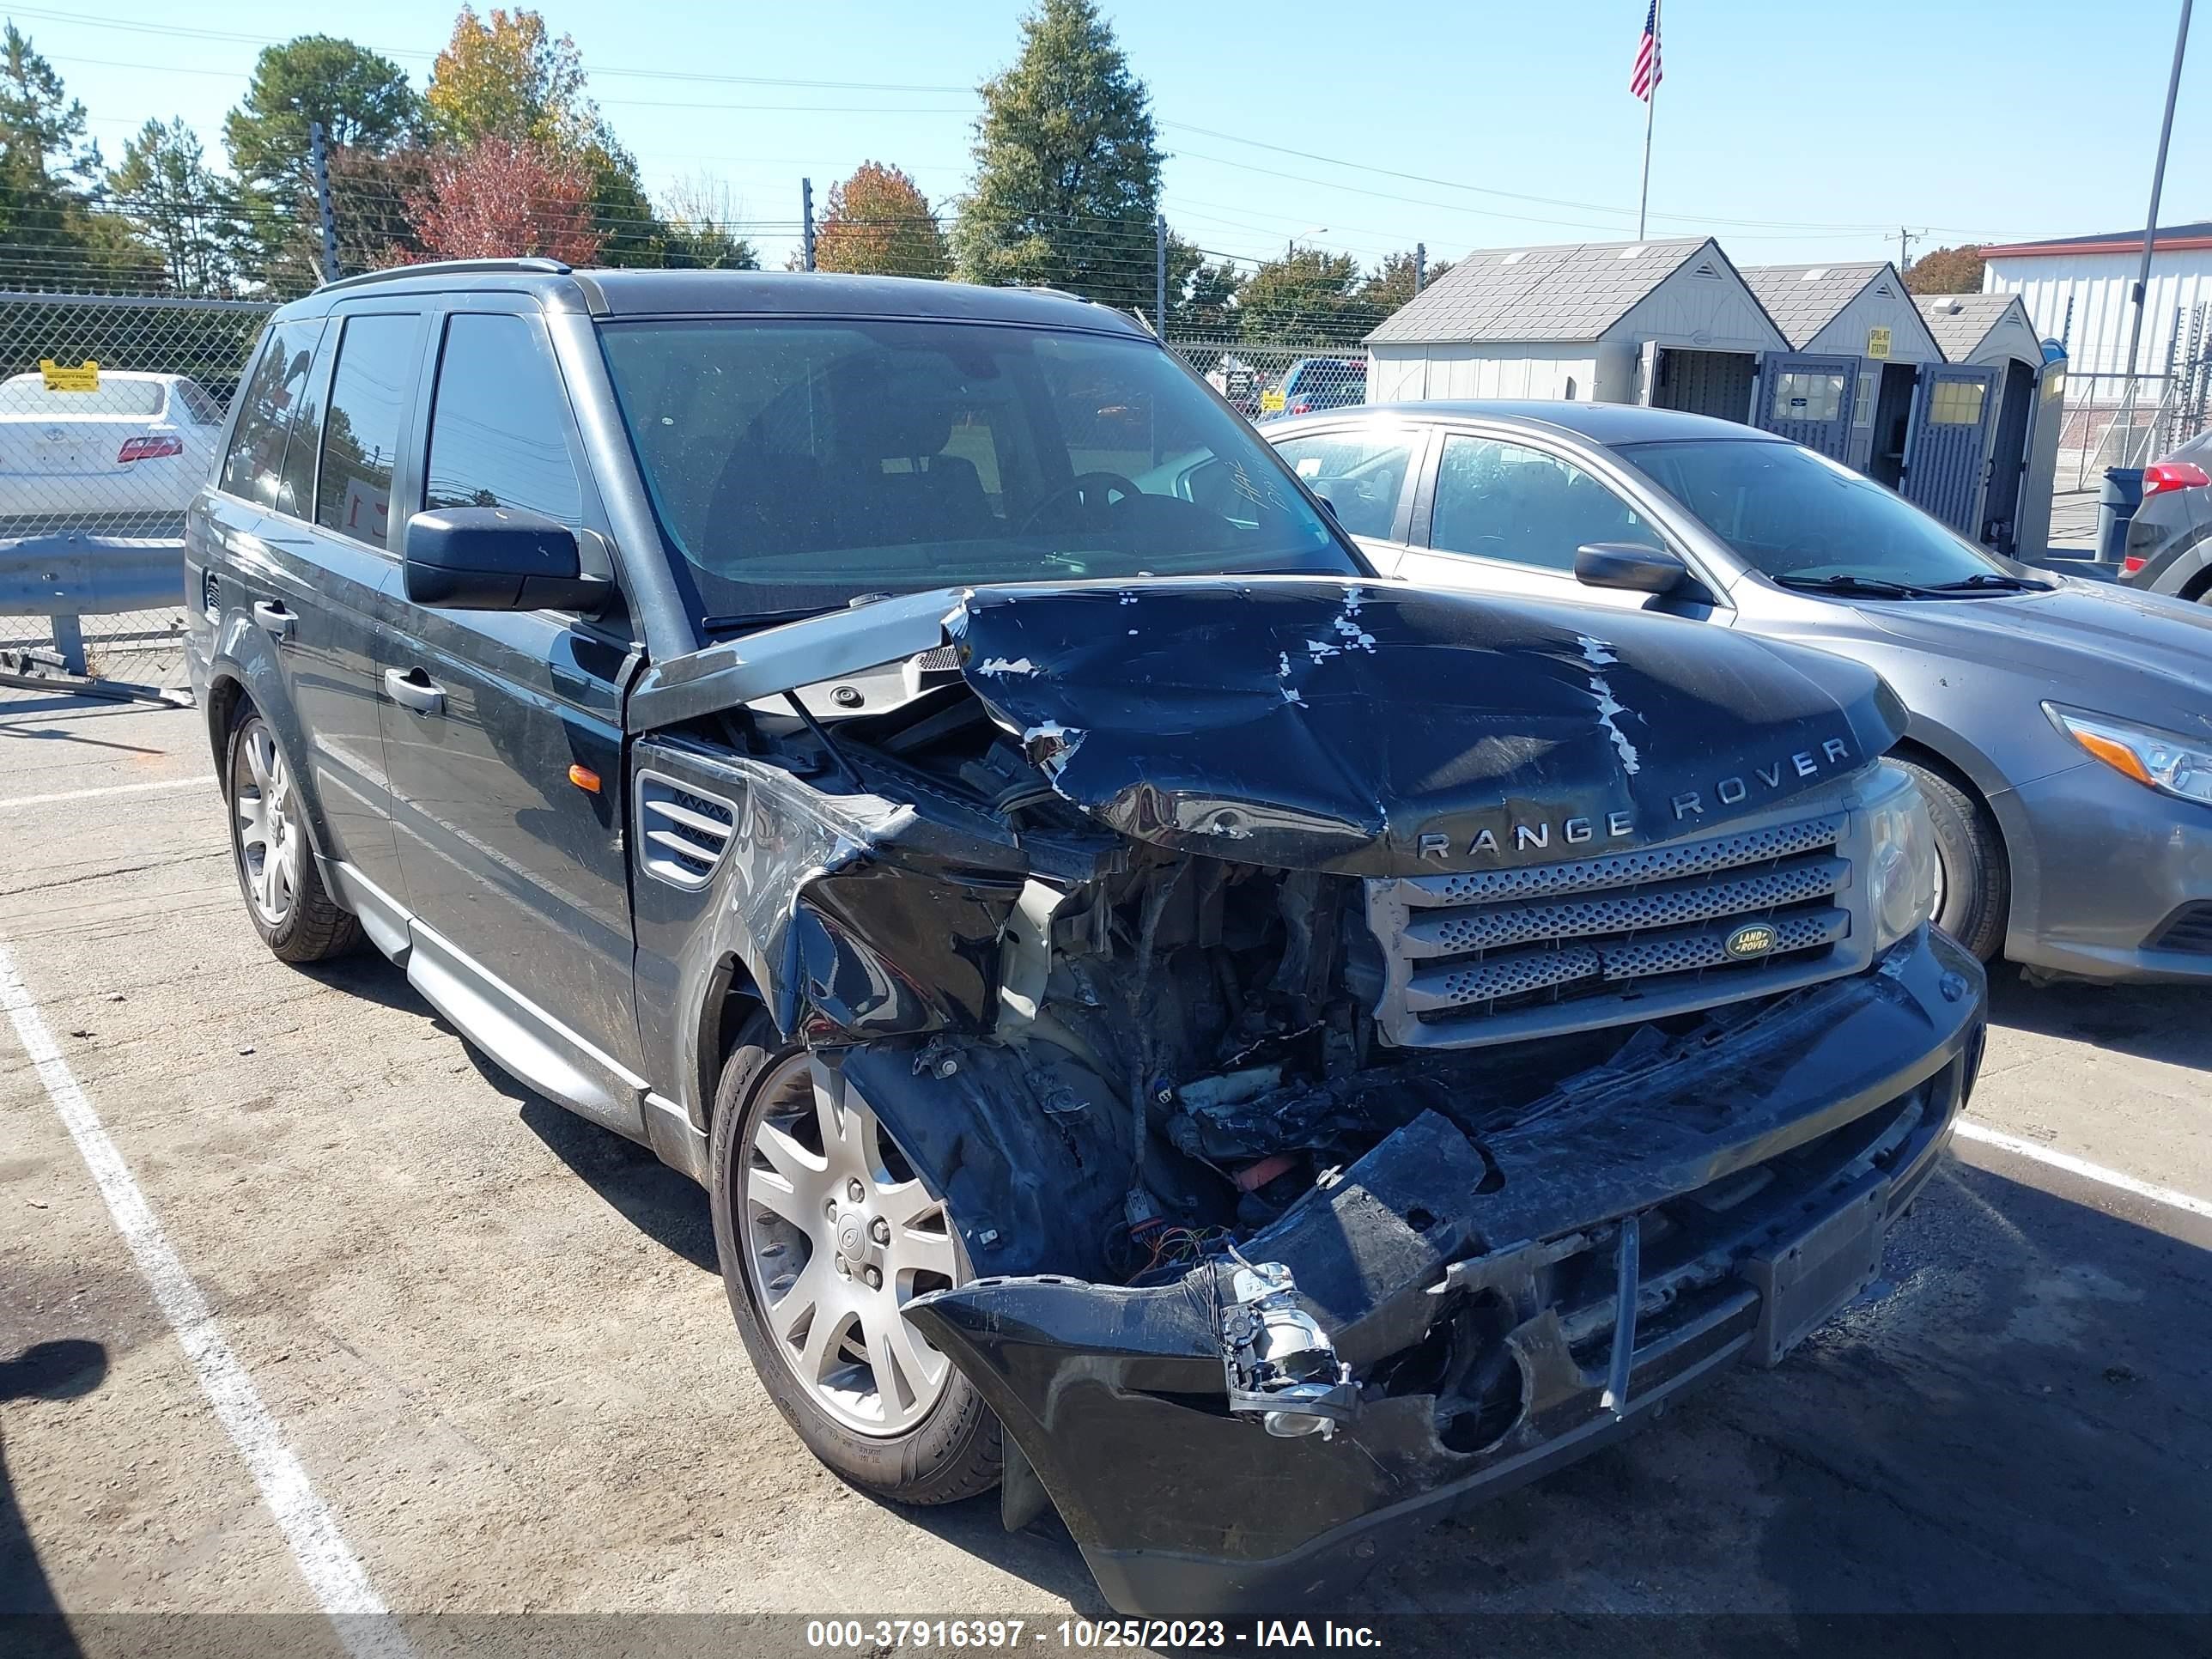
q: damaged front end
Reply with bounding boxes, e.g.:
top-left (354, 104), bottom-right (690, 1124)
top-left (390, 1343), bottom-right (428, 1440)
top-left (624, 575), bottom-right (1986, 1615)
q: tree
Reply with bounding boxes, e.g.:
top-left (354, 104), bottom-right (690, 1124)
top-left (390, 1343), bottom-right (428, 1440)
top-left (814, 161), bottom-right (947, 278)
top-left (1359, 249), bottom-right (1451, 319)
top-left (328, 143), bottom-right (434, 271)
top-left (1904, 245), bottom-right (1985, 295)
top-left (106, 118), bottom-right (246, 295)
top-left (222, 36), bottom-right (419, 198)
top-left (406, 136), bottom-right (605, 264)
top-left (424, 8), bottom-right (595, 153)
top-left (423, 9), bottom-right (671, 268)
top-left (952, 0), bottom-right (1162, 308)
top-left (1236, 248), bottom-right (1370, 343)
top-left (222, 37), bottom-right (418, 293)
top-left (0, 24), bottom-right (162, 289)
top-left (1158, 232), bottom-right (1241, 333)
top-left (659, 174), bottom-right (758, 270)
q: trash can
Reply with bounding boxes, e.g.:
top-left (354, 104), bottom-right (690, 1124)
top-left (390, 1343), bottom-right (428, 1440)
top-left (2096, 467), bottom-right (2143, 564)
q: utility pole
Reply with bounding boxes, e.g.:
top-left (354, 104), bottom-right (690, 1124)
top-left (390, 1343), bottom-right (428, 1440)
top-left (308, 121), bottom-right (340, 285)
top-left (2119, 0), bottom-right (2194, 453)
top-left (1153, 212), bottom-right (1167, 338)
top-left (1415, 241), bottom-right (1426, 295)
top-left (1897, 226), bottom-right (1918, 273)
top-left (801, 177), bottom-right (817, 272)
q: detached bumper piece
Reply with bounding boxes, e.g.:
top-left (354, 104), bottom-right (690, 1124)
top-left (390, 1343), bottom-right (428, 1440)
top-left (905, 931), bottom-right (1985, 1617)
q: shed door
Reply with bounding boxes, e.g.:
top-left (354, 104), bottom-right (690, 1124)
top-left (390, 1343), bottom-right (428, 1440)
top-left (1754, 354), bottom-right (1859, 461)
top-left (1900, 365), bottom-right (1998, 533)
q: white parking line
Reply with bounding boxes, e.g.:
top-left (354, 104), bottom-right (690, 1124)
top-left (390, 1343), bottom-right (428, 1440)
top-left (1958, 1117), bottom-right (2212, 1221)
top-left (1, 775), bottom-right (215, 810)
top-left (0, 939), bottom-right (415, 1659)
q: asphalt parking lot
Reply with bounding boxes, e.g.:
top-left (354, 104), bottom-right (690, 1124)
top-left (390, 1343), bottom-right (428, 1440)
top-left (4, 692), bottom-right (2211, 1654)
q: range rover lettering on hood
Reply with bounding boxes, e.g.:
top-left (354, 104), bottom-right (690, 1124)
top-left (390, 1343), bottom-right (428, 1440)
top-left (945, 578), bottom-right (1900, 876)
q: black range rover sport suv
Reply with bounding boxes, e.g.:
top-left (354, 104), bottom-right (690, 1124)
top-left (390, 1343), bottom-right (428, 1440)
top-left (186, 259), bottom-right (1985, 1615)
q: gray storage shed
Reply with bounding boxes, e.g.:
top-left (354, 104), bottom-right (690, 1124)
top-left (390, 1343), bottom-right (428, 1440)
top-left (1741, 263), bottom-right (1941, 475)
top-left (1917, 292), bottom-right (2063, 558)
top-left (1364, 237), bottom-right (1786, 419)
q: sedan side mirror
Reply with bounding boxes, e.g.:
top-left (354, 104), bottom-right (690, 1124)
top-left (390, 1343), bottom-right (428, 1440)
top-left (1575, 541), bottom-right (1688, 594)
top-left (403, 507), bottom-right (608, 611)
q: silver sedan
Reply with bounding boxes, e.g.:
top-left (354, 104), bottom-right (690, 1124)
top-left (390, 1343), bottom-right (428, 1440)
top-left (1266, 400), bottom-right (2212, 983)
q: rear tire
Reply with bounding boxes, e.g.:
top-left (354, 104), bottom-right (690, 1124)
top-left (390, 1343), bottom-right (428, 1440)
top-left (1897, 758), bottom-right (2007, 961)
top-left (708, 1016), bottom-right (1000, 1504)
top-left (223, 709), bottom-right (360, 964)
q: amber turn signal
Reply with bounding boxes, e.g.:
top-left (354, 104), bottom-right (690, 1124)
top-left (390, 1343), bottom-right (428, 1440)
top-left (568, 764), bottom-right (602, 793)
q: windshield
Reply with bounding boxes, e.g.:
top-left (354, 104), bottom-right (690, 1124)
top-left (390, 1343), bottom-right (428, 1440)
top-left (598, 318), bottom-right (1354, 622)
top-left (1619, 438), bottom-right (2006, 586)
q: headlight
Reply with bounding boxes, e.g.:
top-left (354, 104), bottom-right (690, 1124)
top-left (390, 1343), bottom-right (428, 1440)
top-left (2044, 702), bottom-right (2212, 806)
top-left (1864, 763), bottom-right (1938, 951)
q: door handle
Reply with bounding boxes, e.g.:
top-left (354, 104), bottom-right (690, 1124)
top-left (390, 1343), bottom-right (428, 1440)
top-left (251, 599), bottom-right (294, 641)
top-left (384, 666), bottom-right (446, 716)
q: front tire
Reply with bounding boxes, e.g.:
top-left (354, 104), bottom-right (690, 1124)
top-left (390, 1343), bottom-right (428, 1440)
top-left (224, 710), bottom-right (360, 963)
top-left (708, 1018), bottom-right (1000, 1504)
top-left (1898, 758), bottom-right (2007, 962)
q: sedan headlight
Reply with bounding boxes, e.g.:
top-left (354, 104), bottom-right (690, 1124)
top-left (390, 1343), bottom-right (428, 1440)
top-left (1865, 763), bottom-right (1939, 951)
top-left (2044, 703), bottom-right (2212, 806)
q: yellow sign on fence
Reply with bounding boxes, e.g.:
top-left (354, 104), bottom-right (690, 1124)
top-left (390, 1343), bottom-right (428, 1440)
top-left (39, 358), bottom-right (100, 392)
top-left (1259, 388), bottom-right (1286, 415)
top-left (1866, 327), bottom-right (1892, 361)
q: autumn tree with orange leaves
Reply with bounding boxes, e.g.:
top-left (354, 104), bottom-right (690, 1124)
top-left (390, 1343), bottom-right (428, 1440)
top-left (812, 161), bottom-right (949, 278)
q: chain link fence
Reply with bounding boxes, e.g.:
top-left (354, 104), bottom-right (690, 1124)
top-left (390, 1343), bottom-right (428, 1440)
top-left (0, 291), bottom-right (274, 702)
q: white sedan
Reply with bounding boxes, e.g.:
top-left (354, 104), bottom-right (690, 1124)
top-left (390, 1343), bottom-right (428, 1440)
top-left (0, 369), bottom-right (226, 540)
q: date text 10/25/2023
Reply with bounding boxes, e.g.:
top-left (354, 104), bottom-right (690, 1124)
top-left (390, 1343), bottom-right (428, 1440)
top-left (803, 1620), bottom-right (1386, 1650)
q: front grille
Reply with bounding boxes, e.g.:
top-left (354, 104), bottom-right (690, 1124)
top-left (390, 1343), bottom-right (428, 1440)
top-left (1367, 806), bottom-right (1871, 1050)
top-left (2148, 902), bottom-right (2212, 956)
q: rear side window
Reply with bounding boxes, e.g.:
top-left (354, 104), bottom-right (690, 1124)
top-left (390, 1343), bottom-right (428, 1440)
top-left (316, 313), bottom-right (421, 549)
top-left (423, 313), bottom-right (583, 526)
top-left (0, 375), bottom-right (167, 416)
top-left (219, 324), bottom-right (322, 507)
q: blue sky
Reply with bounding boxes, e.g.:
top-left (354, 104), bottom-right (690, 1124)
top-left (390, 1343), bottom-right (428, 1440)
top-left (33, 0), bottom-right (2210, 273)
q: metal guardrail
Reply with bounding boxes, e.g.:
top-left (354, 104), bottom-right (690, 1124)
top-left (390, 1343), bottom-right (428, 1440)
top-left (0, 536), bottom-right (189, 703)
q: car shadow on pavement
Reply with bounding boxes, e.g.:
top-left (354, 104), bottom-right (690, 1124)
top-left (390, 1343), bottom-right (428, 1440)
top-left (300, 951), bottom-right (722, 1274)
top-left (1, 1339), bottom-right (108, 1656)
top-left (1988, 968), bottom-right (2212, 1073)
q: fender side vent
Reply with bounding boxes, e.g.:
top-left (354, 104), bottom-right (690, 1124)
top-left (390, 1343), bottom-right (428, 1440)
top-left (637, 772), bottom-right (736, 890)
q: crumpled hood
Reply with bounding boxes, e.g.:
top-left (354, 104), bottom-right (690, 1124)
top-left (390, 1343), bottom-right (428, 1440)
top-left (1855, 578), bottom-right (2212, 736)
top-left (952, 577), bottom-right (1901, 875)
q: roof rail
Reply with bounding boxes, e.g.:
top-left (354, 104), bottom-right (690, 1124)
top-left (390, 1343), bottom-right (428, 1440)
top-left (316, 257), bottom-right (573, 294)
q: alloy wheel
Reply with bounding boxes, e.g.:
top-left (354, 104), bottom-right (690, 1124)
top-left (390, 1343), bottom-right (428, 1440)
top-left (739, 1055), bottom-right (963, 1437)
top-left (234, 722), bottom-right (300, 930)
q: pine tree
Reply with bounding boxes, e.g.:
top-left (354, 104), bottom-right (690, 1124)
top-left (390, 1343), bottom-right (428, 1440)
top-left (952, 0), bottom-right (1161, 309)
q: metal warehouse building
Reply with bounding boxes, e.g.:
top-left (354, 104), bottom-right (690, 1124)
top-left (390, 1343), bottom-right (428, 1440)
top-left (1364, 238), bottom-right (1786, 416)
top-left (1981, 221), bottom-right (2212, 379)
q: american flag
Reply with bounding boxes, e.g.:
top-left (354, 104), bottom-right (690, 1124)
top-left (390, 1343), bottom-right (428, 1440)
top-left (1631, 1), bottom-right (1662, 100)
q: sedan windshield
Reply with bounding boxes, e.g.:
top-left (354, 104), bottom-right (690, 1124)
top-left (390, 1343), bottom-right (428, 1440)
top-left (598, 318), bottom-right (1354, 622)
top-left (1618, 438), bottom-right (2008, 587)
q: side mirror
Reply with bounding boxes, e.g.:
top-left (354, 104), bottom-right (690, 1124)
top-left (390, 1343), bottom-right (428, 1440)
top-left (403, 507), bottom-right (608, 611)
top-left (1575, 541), bottom-right (1688, 594)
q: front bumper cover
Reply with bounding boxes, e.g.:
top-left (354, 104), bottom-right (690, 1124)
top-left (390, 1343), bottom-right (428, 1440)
top-left (905, 928), bottom-right (1986, 1617)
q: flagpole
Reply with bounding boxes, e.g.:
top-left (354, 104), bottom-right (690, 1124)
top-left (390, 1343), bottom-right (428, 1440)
top-left (1637, 1), bottom-right (1658, 239)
